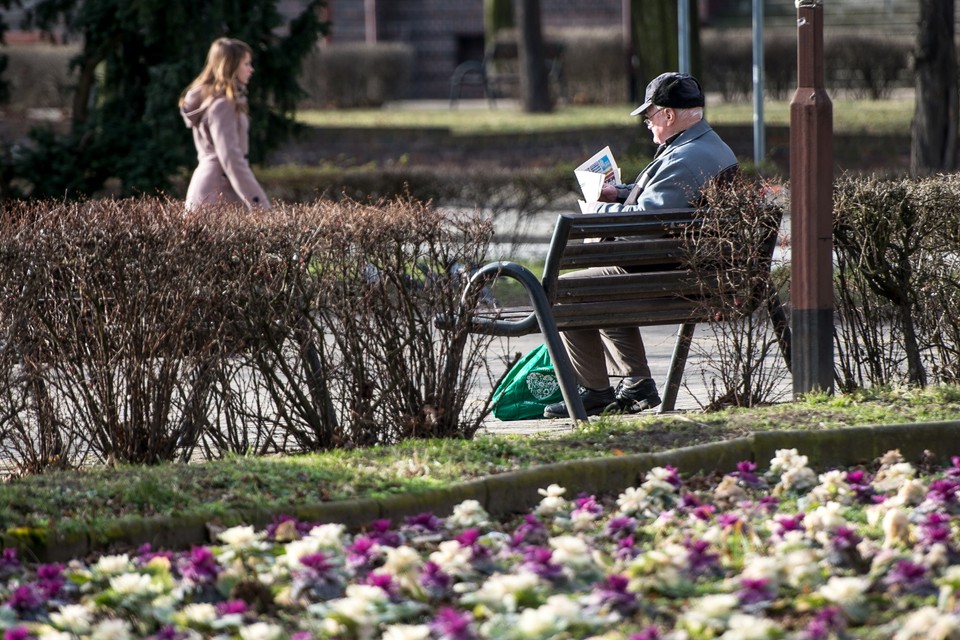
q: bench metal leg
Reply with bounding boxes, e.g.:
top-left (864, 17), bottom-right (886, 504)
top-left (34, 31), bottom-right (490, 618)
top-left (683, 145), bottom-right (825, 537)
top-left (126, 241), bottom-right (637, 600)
top-left (661, 323), bottom-right (696, 413)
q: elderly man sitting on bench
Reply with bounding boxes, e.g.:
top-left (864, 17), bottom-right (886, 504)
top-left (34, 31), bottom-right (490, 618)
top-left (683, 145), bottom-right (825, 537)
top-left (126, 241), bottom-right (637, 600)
top-left (544, 72), bottom-right (739, 419)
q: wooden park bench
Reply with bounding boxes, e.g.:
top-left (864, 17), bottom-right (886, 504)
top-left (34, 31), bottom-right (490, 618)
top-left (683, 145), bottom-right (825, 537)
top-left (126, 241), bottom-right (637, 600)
top-left (449, 39), bottom-right (566, 107)
top-left (447, 207), bottom-right (792, 421)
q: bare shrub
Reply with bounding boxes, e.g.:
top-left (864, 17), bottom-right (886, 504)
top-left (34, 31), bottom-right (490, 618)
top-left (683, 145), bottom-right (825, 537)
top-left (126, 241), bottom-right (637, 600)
top-left (0, 197), bottom-right (495, 474)
top-left (833, 174), bottom-right (960, 389)
top-left (684, 175), bottom-right (791, 409)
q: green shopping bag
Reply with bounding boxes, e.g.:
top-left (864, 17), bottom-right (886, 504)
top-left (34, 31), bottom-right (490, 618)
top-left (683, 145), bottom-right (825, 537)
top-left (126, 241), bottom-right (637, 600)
top-left (491, 344), bottom-right (563, 420)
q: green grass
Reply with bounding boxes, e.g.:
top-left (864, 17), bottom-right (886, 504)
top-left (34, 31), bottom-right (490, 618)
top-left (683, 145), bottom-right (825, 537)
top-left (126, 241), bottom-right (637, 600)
top-left (1, 385), bottom-right (959, 537)
top-left (296, 97), bottom-right (914, 136)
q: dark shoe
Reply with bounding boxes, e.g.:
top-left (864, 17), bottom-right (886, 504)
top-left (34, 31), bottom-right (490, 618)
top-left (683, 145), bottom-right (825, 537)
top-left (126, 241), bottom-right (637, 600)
top-left (611, 378), bottom-right (661, 413)
top-left (543, 386), bottom-right (616, 419)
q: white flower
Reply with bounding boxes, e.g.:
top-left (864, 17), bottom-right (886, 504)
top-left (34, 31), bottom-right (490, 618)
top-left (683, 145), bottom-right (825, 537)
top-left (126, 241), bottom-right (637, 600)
top-left (882, 507), bottom-right (911, 547)
top-left (898, 479), bottom-right (928, 505)
top-left (238, 622), bottom-right (285, 640)
top-left (536, 484), bottom-right (569, 516)
top-left (49, 604), bottom-right (93, 633)
top-left (769, 449), bottom-right (808, 474)
top-left (92, 554), bottom-right (132, 576)
top-left (429, 539), bottom-right (473, 577)
top-left (517, 605), bottom-right (560, 637)
top-left (472, 572), bottom-right (541, 612)
top-left (740, 555), bottom-right (781, 584)
top-left (306, 523), bottom-right (346, 550)
top-left (720, 613), bottom-right (782, 639)
top-left (218, 525), bottom-right (264, 549)
top-left (381, 624), bottom-right (432, 640)
top-left (181, 602), bottom-right (218, 626)
top-left (383, 545), bottom-right (422, 577)
top-left (874, 462), bottom-right (916, 493)
top-left (38, 632), bottom-right (73, 640)
top-left (108, 572), bottom-right (158, 597)
top-left (643, 467), bottom-right (679, 494)
top-left (572, 508), bottom-right (600, 531)
top-left (780, 466), bottom-right (817, 492)
top-left (448, 499), bottom-right (490, 528)
top-left (780, 548), bottom-right (824, 590)
top-left (805, 502), bottom-right (847, 538)
top-left (818, 576), bottom-right (870, 607)
top-left (617, 486), bottom-right (649, 515)
top-left (281, 537), bottom-right (324, 568)
top-left (679, 594), bottom-right (739, 635)
top-left (549, 535), bottom-right (593, 569)
top-left (693, 593), bottom-right (740, 618)
top-left (893, 606), bottom-right (960, 640)
top-left (90, 618), bottom-right (133, 640)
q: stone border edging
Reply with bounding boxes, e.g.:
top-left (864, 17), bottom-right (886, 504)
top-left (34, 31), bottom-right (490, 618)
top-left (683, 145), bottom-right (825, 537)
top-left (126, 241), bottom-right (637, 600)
top-left (5, 421), bottom-right (959, 562)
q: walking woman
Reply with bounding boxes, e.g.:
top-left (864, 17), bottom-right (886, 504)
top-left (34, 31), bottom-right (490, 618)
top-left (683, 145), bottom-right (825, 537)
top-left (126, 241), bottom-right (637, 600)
top-left (179, 37), bottom-right (271, 210)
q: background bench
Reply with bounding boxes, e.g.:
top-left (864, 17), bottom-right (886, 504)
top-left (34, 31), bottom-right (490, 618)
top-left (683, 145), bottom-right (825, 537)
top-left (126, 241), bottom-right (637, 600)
top-left (453, 207), bottom-right (792, 421)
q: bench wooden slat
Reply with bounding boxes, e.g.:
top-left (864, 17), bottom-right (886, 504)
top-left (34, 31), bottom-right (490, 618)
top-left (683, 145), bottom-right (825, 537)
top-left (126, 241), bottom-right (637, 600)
top-left (559, 238), bottom-right (686, 270)
top-left (554, 271), bottom-right (709, 302)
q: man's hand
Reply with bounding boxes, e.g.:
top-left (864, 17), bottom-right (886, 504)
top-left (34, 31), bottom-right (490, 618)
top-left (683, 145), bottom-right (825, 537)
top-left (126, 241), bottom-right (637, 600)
top-left (599, 184), bottom-right (618, 202)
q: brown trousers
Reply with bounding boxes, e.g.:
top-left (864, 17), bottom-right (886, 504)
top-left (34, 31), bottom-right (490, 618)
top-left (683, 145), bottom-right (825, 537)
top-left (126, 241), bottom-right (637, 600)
top-left (558, 266), bottom-right (652, 390)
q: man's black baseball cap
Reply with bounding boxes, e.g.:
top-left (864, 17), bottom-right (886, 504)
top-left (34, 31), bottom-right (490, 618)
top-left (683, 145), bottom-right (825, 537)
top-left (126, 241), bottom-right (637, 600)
top-left (630, 72), bottom-right (705, 116)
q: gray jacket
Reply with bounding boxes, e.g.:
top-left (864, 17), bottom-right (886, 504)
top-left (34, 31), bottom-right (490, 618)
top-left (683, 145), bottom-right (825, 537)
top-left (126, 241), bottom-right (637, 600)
top-left (596, 119), bottom-right (737, 213)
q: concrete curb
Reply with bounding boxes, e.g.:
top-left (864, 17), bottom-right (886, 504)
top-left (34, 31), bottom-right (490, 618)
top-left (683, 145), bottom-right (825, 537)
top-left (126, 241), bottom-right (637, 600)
top-left (5, 421), bottom-right (959, 562)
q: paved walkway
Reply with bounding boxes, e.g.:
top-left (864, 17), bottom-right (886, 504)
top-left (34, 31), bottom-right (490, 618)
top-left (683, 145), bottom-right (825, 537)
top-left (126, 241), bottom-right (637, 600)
top-left (474, 323), bottom-right (792, 436)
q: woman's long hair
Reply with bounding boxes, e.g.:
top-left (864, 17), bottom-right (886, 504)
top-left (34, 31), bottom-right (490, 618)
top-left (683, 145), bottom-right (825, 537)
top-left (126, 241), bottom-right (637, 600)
top-left (179, 37), bottom-right (253, 107)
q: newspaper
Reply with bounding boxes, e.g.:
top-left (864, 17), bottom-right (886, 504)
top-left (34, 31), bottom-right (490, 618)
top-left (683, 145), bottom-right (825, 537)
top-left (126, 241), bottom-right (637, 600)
top-left (574, 146), bottom-right (620, 213)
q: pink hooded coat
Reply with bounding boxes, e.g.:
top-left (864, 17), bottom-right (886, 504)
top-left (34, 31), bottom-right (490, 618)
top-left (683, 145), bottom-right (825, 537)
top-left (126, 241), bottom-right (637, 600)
top-left (180, 87), bottom-right (271, 210)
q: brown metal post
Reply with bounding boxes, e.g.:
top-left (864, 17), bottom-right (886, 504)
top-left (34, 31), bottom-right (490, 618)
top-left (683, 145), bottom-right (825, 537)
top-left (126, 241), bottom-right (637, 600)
top-left (790, 0), bottom-right (834, 396)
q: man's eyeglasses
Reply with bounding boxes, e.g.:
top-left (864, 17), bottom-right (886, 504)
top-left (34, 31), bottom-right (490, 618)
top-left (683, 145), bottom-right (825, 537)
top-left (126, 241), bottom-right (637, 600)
top-left (643, 107), bottom-right (664, 126)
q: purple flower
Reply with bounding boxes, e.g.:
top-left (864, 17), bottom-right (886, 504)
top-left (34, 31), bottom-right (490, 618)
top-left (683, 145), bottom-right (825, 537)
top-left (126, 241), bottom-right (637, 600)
top-left (692, 504), bottom-right (716, 521)
top-left (266, 515), bottom-right (313, 540)
top-left (757, 495), bottom-right (780, 512)
top-left (6, 585), bottom-right (43, 615)
top-left (683, 537), bottom-right (719, 576)
top-left (927, 478), bottom-right (960, 506)
top-left (420, 561), bottom-right (452, 595)
top-left (346, 536), bottom-right (380, 571)
top-left (365, 571), bottom-right (398, 597)
top-left (574, 494), bottom-right (604, 516)
top-left (616, 535), bottom-right (639, 561)
top-left (661, 465), bottom-right (683, 488)
top-left (404, 512), bottom-right (444, 534)
top-left (35, 563), bottom-right (65, 599)
top-left (604, 516), bottom-right (637, 538)
top-left (291, 633), bottom-right (313, 640)
top-left (681, 493), bottom-right (702, 508)
top-left (830, 526), bottom-right (861, 551)
top-left (919, 513), bottom-right (953, 548)
top-left (803, 606), bottom-right (846, 640)
top-left (300, 552), bottom-right (332, 573)
top-left (717, 513), bottom-right (741, 529)
top-left (628, 628), bottom-right (662, 640)
top-left (179, 546), bottom-right (221, 585)
top-left (4, 627), bottom-right (34, 640)
top-left (948, 456), bottom-right (960, 479)
top-left (511, 514), bottom-right (548, 547)
top-left (217, 600), bottom-right (248, 616)
top-left (732, 460), bottom-right (762, 486)
top-left (366, 519), bottom-right (403, 547)
top-left (884, 559), bottom-right (932, 594)
top-left (592, 574), bottom-right (639, 616)
top-left (137, 543), bottom-right (174, 565)
top-left (738, 577), bottom-right (775, 605)
top-left (146, 627), bottom-right (194, 640)
top-left (521, 546), bottom-right (565, 582)
top-left (429, 607), bottom-right (478, 640)
top-left (0, 548), bottom-right (21, 578)
top-left (773, 513), bottom-right (805, 537)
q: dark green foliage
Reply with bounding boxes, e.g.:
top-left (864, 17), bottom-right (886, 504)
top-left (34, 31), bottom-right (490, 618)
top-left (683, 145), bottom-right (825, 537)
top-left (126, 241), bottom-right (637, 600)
top-left (13, 0), bottom-right (328, 198)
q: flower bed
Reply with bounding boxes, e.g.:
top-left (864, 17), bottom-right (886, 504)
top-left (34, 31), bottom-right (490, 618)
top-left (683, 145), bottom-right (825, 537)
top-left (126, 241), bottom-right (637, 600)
top-left (2, 448), bottom-right (960, 639)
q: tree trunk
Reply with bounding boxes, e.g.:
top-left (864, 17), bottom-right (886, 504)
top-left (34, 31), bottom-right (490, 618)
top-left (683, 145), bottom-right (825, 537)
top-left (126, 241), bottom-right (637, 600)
top-left (631, 0), bottom-right (699, 90)
top-left (514, 0), bottom-right (552, 113)
top-left (912, 0), bottom-right (958, 176)
top-left (484, 0), bottom-right (513, 48)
